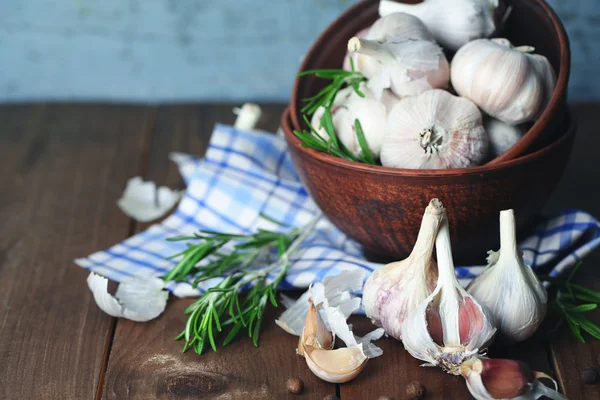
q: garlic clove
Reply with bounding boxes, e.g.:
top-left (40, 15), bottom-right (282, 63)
top-left (379, 0), bottom-right (501, 51)
top-left (381, 89), bottom-right (488, 170)
top-left (347, 37), bottom-right (449, 98)
top-left (304, 344), bottom-right (368, 383)
top-left (451, 39), bottom-right (556, 125)
top-left (298, 299), bottom-right (334, 357)
top-left (362, 198), bottom-right (444, 340)
top-left (460, 357), bottom-right (566, 400)
top-left (467, 209), bottom-right (547, 343)
top-left (401, 214), bottom-right (496, 371)
top-left (484, 116), bottom-right (526, 158)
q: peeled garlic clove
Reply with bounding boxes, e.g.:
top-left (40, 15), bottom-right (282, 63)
top-left (484, 117), bottom-right (526, 158)
top-left (298, 299), bottom-right (334, 356)
top-left (379, 0), bottom-right (502, 51)
top-left (363, 198), bottom-right (443, 340)
top-left (347, 37), bottom-right (449, 98)
top-left (460, 357), bottom-right (566, 400)
top-left (467, 210), bottom-right (547, 343)
top-left (401, 214), bottom-right (496, 371)
top-left (381, 89), bottom-right (488, 170)
top-left (451, 38), bottom-right (556, 125)
top-left (304, 344), bottom-right (368, 383)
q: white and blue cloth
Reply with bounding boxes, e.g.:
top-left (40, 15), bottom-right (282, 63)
top-left (76, 124), bottom-right (600, 296)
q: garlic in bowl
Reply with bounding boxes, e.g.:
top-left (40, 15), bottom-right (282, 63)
top-left (281, 105), bottom-right (575, 264)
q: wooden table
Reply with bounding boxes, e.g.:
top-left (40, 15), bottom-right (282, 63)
top-left (0, 103), bottom-right (599, 400)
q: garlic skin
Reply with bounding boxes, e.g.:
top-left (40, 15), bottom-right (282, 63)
top-left (401, 214), bottom-right (496, 372)
top-left (304, 344), bottom-right (368, 383)
top-left (362, 198), bottom-right (443, 340)
top-left (467, 210), bottom-right (547, 343)
top-left (311, 84), bottom-right (401, 158)
top-left (451, 39), bottom-right (557, 125)
top-left (379, 0), bottom-right (501, 51)
top-left (460, 357), bottom-right (566, 400)
top-left (381, 89), bottom-right (488, 169)
top-left (484, 117), bottom-right (526, 158)
top-left (347, 37), bottom-right (449, 98)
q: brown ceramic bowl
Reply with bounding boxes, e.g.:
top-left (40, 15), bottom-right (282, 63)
top-left (282, 106), bottom-right (575, 265)
top-left (290, 0), bottom-right (570, 164)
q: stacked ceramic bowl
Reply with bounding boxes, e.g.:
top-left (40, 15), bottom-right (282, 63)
top-left (282, 0), bottom-right (572, 264)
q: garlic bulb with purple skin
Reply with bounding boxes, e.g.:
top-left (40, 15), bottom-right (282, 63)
top-left (379, 0), bottom-right (503, 51)
top-left (460, 357), bottom-right (566, 399)
top-left (467, 210), bottom-right (547, 343)
top-left (381, 89), bottom-right (488, 169)
top-left (347, 36), bottom-right (449, 98)
top-left (362, 198), bottom-right (444, 340)
top-left (311, 84), bottom-right (401, 159)
top-left (400, 213), bottom-right (496, 372)
top-left (451, 39), bottom-right (556, 125)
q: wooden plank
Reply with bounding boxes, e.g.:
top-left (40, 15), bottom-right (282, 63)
top-left (0, 104), bottom-right (154, 400)
top-left (545, 103), bottom-right (600, 399)
top-left (103, 104), bottom-right (337, 399)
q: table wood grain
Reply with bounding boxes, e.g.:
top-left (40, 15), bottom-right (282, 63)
top-left (0, 103), bottom-right (598, 400)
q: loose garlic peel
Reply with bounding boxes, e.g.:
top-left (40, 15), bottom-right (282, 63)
top-left (460, 357), bottom-right (566, 400)
top-left (451, 38), bottom-right (556, 125)
top-left (362, 198), bottom-right (443, 340)
top-left (401, 214), bottom-right (496, 372)
top-left (467, 210), bottom-right (547, 343)
top-left (297, 299), bottom-right (334, 357)
top-left (347, 37), bottom-right (449, 99)
top-left (304, 344), bottom-right (368, 384)
top-left (381, 89), bottom-right (488, 169)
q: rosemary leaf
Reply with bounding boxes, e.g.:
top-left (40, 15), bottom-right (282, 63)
top-left (354, 119), bottom-right (375, 165)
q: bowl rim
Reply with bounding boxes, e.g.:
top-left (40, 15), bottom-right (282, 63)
top-left (282, 105), bottom-right (576, 178)
top-left (289, 0), bottom-right (571, 166)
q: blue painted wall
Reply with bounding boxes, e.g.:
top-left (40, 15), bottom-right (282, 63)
top-left (0, 0), bottom-right (598, 102)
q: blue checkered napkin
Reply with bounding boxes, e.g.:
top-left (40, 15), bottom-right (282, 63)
top-left (75, 124), bottom-right (600, 296)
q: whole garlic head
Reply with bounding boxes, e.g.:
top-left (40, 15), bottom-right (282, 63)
top-left (362, 198), bottom-right (444, 340)
top-left (311, 84), bottom-right (401, 159)
top-left (460, 357), bottom-right (566, 400)
top-left (451, 38), bottom-right (557, 125)
top-left (484, 116), bottom-right (526, 158)
top-left (347, 37), bottom-right (450, 98)
top-left (379, 0), bottom-right (502, 51)
top-left (381, 89), bottom-right (488, 169)
top-left (467, 209), bottom-right (547, 343)
top-left (401, 214), bottom-right (496, 372)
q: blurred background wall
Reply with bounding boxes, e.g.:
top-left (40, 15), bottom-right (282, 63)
top-left (0, 0), bottom-right (597, 103)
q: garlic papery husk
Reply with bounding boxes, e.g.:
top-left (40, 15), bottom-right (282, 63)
top-left (451, 39), bottom-right (557, 125)
top-left (381, 89), bottom-right (488, 169)
top-left (379, 0), bottom-right (501, 51)
top-left (304, 344), bottom-right (368, 383)
top-left (297, 299), bottom-right (334, 357)
top-left (467, 210), bottom-right (547, 343)
top-left (484, 117), bottom-right (526, 158)
top-left (311, 84), bottom-right (401, 158)
top-left (347, 37), bottom-right (449, 98)
top-left (401, 214), bottom-right (496, 372)
top-left (362, 198), bottom-right (444, 340)
top-left (460, 357), bottom-right (566, 400)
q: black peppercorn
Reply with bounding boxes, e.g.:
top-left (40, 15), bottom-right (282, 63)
top-left (407, 381), bottom-right (426, 399)
top-left (286, 378), bottom-right (304, 394)
top-left (583, 367), bottom-right (599, 385)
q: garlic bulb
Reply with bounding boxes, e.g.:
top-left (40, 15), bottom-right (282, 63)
top-left (344, 13), bottom-right (433, 74)
top-left (484, 117), bottom-right (526, 158)
top-left (362, 198), bottom-right (444, 340)
top-left (460, 357), bottom-right (566, 400)
top-left (467, 210), bottom-right (547, 343)
top-left (451, 39), bottom-right (557, 125)
top-left (347, 37), bottom-right (449, 98)
top-left (401, 214), bottom-right (496, 372)
top-left (379, 0), bottom-right (501, 51)
top-left (311, 84), bottom-right (401, 158)
top-left (381, 89), bottom-right (488, 169)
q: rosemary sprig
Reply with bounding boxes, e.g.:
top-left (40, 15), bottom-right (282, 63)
top-left (166, 213), bottom-right (322, 355)
top-left (539, 261), bottom-right (600, 343)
